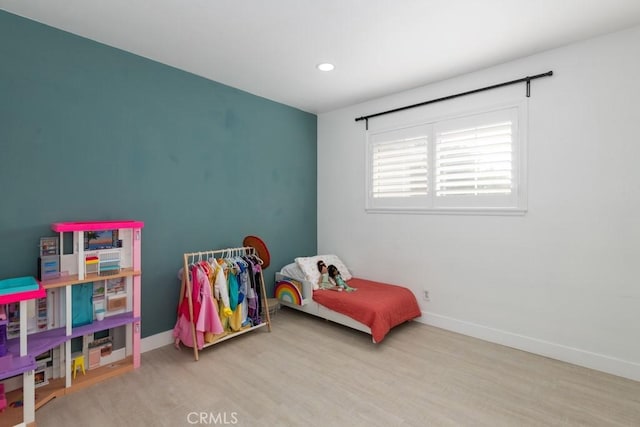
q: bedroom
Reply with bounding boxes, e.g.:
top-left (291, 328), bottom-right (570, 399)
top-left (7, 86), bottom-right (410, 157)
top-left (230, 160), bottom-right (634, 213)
top-left (1, 1), bottom-right (639, 426)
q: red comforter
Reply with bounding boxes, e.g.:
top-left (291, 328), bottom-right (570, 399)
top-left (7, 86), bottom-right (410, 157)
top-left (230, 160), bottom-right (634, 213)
top-left (312, 277), bottom-right (422, 342)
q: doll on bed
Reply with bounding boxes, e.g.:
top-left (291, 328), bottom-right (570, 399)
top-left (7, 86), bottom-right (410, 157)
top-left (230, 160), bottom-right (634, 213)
top-left (316, 260), bottom-right (342, 291)
top-left (328, 264), bottom-right (357, 292)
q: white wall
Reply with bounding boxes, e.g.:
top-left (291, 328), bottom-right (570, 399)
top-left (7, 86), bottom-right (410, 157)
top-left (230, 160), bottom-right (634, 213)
top-left (317, 25), bottom-right (640, 381)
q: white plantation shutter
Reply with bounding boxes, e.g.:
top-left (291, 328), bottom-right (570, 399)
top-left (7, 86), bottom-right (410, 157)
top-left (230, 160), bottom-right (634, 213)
top-left (367, 123), bottom-right (432, 210)
top-left (366, 104), bottom-right (525, 214)
top-left (436, 120), bottom-right (513, 197)
top-left (372, 137), bottom-right (428, 198)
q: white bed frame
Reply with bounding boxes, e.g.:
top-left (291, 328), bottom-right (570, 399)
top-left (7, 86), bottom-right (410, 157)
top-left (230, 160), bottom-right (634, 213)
top-left (275, 272), bottom-right (375, 341)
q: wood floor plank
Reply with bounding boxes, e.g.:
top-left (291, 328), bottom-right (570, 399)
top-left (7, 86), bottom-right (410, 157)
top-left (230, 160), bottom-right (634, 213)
top-left (33, 307), bottom-right (640, 426)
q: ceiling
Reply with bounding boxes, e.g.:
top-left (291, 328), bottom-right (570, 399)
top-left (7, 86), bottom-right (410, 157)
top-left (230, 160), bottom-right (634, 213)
top-left (2, 0), bottom-right (640, 114)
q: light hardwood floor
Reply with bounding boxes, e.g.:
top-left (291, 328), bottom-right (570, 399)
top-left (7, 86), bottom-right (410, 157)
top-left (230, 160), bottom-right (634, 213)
top-left (35, 308), bottom-right (640, 427)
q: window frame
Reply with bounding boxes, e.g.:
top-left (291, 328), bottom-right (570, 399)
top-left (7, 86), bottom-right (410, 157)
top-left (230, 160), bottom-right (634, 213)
top-left (365, 101), bottom-right (528, 215)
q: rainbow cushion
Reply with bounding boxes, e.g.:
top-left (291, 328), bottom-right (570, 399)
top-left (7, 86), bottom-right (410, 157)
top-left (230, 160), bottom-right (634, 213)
top-left (275, 280), bottom-right (303, 305)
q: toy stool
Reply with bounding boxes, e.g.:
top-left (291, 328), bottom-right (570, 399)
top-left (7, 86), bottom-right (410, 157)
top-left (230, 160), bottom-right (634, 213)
top-left (71, 354), bottom-right (85, 379)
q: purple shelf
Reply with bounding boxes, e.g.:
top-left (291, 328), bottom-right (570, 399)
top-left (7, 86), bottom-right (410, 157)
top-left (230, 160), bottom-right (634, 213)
top-left (0, 353), bottom-right (36, 379)
top-left (71, 312), bottom-right (139, 339)
top-left (1, 312), bottom-right (139, 380)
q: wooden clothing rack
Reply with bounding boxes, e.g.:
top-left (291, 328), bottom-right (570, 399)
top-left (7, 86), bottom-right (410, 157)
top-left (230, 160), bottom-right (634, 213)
top-left (179, 246), bottom-right (271, 361)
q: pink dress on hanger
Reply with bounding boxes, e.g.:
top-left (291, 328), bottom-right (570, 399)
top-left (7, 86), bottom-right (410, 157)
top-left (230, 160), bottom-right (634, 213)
top-left (174, 264), bottom-right (223, 349)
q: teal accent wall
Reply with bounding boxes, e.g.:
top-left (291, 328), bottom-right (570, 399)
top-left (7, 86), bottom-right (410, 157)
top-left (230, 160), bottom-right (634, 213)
top-left (0, 11), bottom-right (317, 337)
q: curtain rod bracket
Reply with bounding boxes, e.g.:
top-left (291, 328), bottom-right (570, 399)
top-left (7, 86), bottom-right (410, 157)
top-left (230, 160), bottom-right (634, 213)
top-left (355, 116), bottom-right (369, 130)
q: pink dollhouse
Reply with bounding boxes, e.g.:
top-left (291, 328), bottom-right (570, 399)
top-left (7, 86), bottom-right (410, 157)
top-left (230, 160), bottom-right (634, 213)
top-left (0, 220), bottom-right (143, 426)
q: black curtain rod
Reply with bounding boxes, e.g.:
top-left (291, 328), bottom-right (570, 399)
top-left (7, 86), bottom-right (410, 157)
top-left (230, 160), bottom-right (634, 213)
top-left (355, 70), bottom-right (553, 128)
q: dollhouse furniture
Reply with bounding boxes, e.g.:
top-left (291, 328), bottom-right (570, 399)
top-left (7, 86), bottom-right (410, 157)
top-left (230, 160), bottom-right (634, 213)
top-left (38, 237), bottom-right (60, 281)
top-left (71, 354), bottom-right (85, 379)
top-left (0, 219), bottom-right (143, 427)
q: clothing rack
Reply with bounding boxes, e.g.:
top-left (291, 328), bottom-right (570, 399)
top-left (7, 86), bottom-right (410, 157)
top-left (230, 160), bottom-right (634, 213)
top-left (178, 246), bottom-right (271, 361)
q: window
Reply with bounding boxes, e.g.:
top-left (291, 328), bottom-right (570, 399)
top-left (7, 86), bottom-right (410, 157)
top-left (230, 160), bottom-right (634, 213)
top-left (371, 125), bottom-right (429, 200)
top-left (366, 103), bottom-right (526, 214)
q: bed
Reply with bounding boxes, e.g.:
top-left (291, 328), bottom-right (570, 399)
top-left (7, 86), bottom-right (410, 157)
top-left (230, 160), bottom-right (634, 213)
top-left (275, 254), bottom-right (422, 342)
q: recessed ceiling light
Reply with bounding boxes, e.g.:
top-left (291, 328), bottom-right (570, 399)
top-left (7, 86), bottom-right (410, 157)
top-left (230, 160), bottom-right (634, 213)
top-left (317, 63), bottom-right (335, 72)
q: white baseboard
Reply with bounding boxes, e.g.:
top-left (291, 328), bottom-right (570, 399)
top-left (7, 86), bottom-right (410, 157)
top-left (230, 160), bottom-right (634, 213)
top-left (416, 311), bottom-right (640, 382)
top-left (141, 329), bottom-right (174, 353)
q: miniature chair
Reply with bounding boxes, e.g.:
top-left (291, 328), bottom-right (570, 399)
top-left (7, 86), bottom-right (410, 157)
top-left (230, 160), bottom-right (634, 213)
top-left (71, 354), bottom-right (86, 379)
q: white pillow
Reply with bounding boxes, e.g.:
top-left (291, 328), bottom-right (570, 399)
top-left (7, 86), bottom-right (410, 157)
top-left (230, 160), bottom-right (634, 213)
top-left (279, 262), bottom-right (306, 282)
top-left (294, 254), bottom-right (352, 285)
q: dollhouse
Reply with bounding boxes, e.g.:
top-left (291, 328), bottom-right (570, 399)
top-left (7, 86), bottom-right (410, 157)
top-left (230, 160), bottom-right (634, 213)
top-left (0, 220), bottom-right (143, 426)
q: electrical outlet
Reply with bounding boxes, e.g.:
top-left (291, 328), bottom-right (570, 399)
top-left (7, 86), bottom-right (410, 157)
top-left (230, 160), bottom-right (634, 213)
top-left (423, 290), bottom-right (430, 301)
